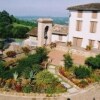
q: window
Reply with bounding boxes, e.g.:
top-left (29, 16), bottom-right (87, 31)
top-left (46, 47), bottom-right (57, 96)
top-left (77, 11), bottom-right (83, 18)
top-left (90, 21), bottom-right (97, 33)
top-left (92, 11), bottom-right (98, 19)
top-left (76, 20), bottom-right (82, 31)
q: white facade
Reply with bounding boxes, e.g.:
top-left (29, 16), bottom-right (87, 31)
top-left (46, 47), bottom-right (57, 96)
top-left (68, 11), bottom-right (100, 49)
top-left (51, 34), bottom-right (67, 43)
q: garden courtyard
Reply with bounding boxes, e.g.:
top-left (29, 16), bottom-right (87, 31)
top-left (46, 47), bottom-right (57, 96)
top-left (0, 43), bottom-right (100, 100)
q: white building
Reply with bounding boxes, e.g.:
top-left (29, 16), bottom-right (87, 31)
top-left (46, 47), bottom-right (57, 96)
top-left (52, 24), bottom-right (68, 43)
top-left (27, 18), bottom-right (68, 46)
top-left (67, 3), bottom-right (100, 50)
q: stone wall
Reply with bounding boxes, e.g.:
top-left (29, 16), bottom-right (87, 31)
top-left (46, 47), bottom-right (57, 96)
top-left (0, 93), bottom-right (66, 100)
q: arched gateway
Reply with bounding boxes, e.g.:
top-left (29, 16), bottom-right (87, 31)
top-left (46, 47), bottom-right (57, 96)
top-left (37, 18), bottom-right (53, 46)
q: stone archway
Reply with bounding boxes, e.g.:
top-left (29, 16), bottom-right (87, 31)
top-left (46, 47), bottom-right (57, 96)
top-left (37, 18), bottom-right (53, 47)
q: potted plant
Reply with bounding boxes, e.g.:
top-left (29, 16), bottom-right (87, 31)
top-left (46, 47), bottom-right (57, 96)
top-left (6, 51), bottom-right (16, 58)
top-left (86, 45), bottom-right (92, 51)
top-left (67, 41), bottom-right (72, 47)
top-left (50, 42), bottom-right (56, 49)
top-left (22, 47), bottom-right (30, 55)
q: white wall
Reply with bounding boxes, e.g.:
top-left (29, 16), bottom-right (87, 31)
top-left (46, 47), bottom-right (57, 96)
top-left (51, 34), bottom-right (67, 42)
top-left (68, 11), bottom-right (100, 49)
top-left (38, 22), bottom-right (52, 46)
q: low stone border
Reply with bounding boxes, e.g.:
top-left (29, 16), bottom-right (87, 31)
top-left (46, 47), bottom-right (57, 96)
top-left (0, 91), bottom-right (64, 100)
top-left (55, 68), bottom-right (80, 90)
top-left (55, 66), bottom-right (99, 91)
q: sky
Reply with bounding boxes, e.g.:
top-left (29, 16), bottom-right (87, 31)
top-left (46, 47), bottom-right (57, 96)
top-left (0, 0), bottom-right (100, 17)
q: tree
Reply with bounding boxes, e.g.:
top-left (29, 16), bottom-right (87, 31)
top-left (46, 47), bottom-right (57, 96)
top-left (0, 10), bottom-right (13, 38)
top-left (0, 40), bottom-right (4, 50)
top-left (12, 26), bottom-right (29, 38)
top-left (35, 47), bottom-right (49, 63)
top-left (63, 53), bottom-right (73, 69)
top-left (10, 15), bottom-right (16, 22)
top-left (74, 65), bottom-right (92, 79)
top-left (0, 10), bottom-right (37, 38)
top-left (85, 55), bottom-right (100, 69)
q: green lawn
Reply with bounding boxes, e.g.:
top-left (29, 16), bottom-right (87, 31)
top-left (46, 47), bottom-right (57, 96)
top-left (13, 23), bottom-right (32, 29)
top-left (15, 39), bottom-right (24, 42)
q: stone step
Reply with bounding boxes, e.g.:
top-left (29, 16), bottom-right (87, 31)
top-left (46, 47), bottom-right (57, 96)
top-left (48, 65), bottom-right (56, 69)
top-left (68, 87), bottom-right (79, 94)
top-left (61, 82), bottom-right (71, 89)
top-left (48, 68), bottom-right (56, 74)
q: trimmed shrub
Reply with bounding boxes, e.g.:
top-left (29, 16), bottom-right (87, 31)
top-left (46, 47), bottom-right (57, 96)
top-left (35, 70), bottom-right (59, 86)
top-left (16, 58), bottom-right (31, 74)
top-left (85, 55), bottom-right (100, 69)
top-left (32, 64), bottom-right (42, 75)
top-left (0, 61), bottom-right (5, 77)
top-left (22, 84), bottom-right (32, 93)
top-left (63, 53), bottom-right (73, 69)
top-left (96, 54), bottom-right (100, 58)
top-left (0, 47), bottom-right (48, 79)
top-left (35, 70), bottom-right (66, 93)
top-left (22, 67), bottom-right (32, 79)
top-left (36, 47), bottom-right (49, 62)
top-left (6, 51), bottom-right (16, 57)
top-left (74, 65), bottom-right (92, 79)
top-left (79, 79), bottom-right (89, 88)
top-left (22, 47), bottom-right (30, 54)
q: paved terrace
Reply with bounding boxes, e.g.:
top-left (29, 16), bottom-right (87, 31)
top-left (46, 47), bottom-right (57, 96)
top-left (48, 49), bottom-right (85, 66)
top-left (48, 42), bottom-right (100, 66)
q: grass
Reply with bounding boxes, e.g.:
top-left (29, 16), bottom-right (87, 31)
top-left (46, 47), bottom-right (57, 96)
top-left (91, 73), bottom-right (100, 82)
top-left (15, 39), bottom-right (24, 43)
top-left (13, 23), bottom-right (32, 29)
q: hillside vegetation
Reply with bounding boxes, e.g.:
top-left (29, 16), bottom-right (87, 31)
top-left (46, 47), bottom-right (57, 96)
top-left (0, 10), bottom-right (37, 38)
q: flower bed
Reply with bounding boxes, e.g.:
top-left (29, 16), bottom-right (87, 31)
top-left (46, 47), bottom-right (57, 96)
top-left (58, 67), bottom-right (98, 88)
top-left (0, 47), bottom-right (66, 95)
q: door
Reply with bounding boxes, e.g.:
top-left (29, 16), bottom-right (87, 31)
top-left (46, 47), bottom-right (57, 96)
top-left (77, 38), bottom-right (83, 47)
top-left (73, 37), bottom-right (83, 47)
top-left (73, 37), bottom-right (77, 46)
top-left (98, 41), bottom-right (100, 50)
